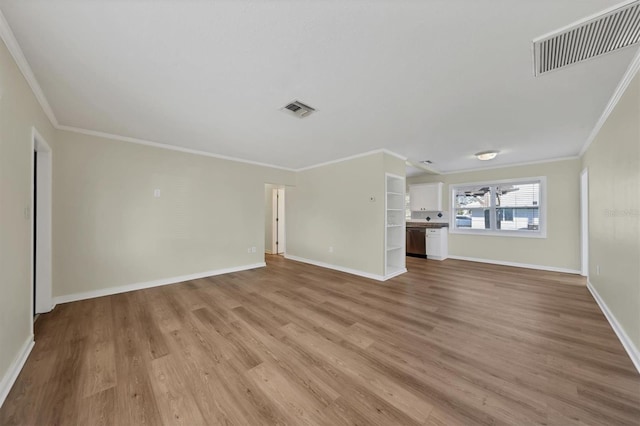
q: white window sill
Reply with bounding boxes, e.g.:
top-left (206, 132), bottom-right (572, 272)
top-left (449, 228), bottom-right (547, 239)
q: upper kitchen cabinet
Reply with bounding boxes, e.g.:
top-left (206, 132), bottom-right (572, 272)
top-left (409, 182), bottom-right (443, 211)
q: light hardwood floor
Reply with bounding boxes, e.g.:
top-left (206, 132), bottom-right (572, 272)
top-left (2, 256), bottom-right (639, 425)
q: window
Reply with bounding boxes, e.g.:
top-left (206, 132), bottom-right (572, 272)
top-left (450, 177), bottom-right (546, 238)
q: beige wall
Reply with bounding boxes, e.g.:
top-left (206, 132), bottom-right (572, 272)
top-left (286, 152), bottom-right (405, 277)
top-left (0, 38), bottom-right (56, 394)
top-left (53, 130), bottom-right (295, 297)
top-left (582, 71), bottom-right (640, 351)
top-left (408, 158), bottom-right (582, 271)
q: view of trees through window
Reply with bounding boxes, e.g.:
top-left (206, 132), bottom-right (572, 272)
top-left (453, 180), bottom-right (541, 233)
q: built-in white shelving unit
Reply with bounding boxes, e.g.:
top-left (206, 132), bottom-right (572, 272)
top-left (385, 173), bottom-right (407, 279)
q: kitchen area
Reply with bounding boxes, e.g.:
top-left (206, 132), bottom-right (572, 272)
top-left (406, 182), bottom-right (448, 260)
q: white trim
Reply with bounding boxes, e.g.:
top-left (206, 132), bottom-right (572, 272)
top-left (384, 267), bottom-right (407, 280)
top-left (53, 263), bottom-right (266, 305)
top-left (57, 128), bottom-right (411, 174)
top-left (380, 149), bottom-right (408, 162)
top-left (31, 128), bottom-right (54, 315)
top-left (0, 10), bottom-right (57, 126)
top-left (385, 173), bottom-right (407, 278)
top-left (447, 255), bottom-right (581, 275)
top-left (449, 176), bottom-right (547, 239)
top-left (448, 229), bottom-right (548, 239)
top-left (405, 159), bottom-right (442, 176)
top-left (57, 125), bottom-right (296, 171)
top-left (580, 47), bottom-right (640, 156)
top-left (0, 15), bottom-right (407, 174)
top-left (0, 0), bottom-right (632, 176)
top-left (284, 254), bottom-right (396, 281)
top-left (580, 168), bottom-right (589, 276)
top-left (275, 188), bottom-right (285, 254)
top-left (439, 156), bottom-right (580, 175)
top-left (0, 336), bottom-right (34, 408)
top-left (587, 280), bottom-right (640, 374)
top-left (271, 188), bottom-right (278, 254)
top-left (295, 149), bottom-right (407, 172)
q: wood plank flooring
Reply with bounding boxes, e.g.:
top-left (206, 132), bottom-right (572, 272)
top-left (2, 256), bottom-right (639, 425)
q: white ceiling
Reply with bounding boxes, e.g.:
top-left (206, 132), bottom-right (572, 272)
top-left (0, 0), bottom-right (637, 172)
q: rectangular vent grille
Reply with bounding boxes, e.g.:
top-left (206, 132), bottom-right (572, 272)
top-left (534, 0), bottom-right (640, 75)
top-left (281, 100), bottom-right (316, 118)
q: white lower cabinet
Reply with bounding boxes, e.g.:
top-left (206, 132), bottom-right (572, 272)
top-left (425, 228), bottom-right (448, 260)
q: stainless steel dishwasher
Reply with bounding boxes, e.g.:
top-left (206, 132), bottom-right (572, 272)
top-left (406, 227), bottom-right (426, 258)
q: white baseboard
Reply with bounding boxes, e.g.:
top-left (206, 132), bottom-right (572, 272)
top-left (284, 254), bottom-right (389, 281)
top-left (587, 280), bottom-right (640, 374)
top-left (265, 249), bottom-right (273, 255)
top-left (53, 263), bottom-right (266, 305)
top-left (446, 255), bottom-right (581, 275)
top-left (0, 336), bottom-right (34, 408)
top-left (384, 268), bottom-right (408, 280)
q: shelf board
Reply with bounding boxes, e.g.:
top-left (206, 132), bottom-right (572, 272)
top-left (386, 224), bottom-right (404, 228)
top-left (386, 208), bottom-right (404, 211)
top-left (386, 191), bottom-right (404, 196)
top-left (386, 245), bottom-right (403, 251)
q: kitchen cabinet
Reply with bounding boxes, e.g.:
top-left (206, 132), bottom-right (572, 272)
top-left (409, 182), bottom-right (443, 211)
top-left (425, 228), bottom-right (448, 260)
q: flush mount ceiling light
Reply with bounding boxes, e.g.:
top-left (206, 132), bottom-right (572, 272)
top-left (475, 150), bottom-right (499, 161)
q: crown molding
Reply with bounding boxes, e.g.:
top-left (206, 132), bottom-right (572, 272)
top-left (438, 155), bottom-right (580, 175)
top-left (56, 125), bottom-right (297, 171)
top-left (580, 46), bottom-right (640, 157)
top-left (0, 8), bottom-right (58, 126)
top-left (295, 148), bottom-right (407, 172)
top-left (0, 9), bottom-right (410, 174)
top-left (3, 2), bottom-right (634, 175)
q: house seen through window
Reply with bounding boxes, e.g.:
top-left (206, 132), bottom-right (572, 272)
top-left (451, 178), bottom-right (546, 237)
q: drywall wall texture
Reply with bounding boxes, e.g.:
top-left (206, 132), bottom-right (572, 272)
top-left (53, 130), bottom-right (295, 298)
top-left (408, 159), bottom-right (582, 271)
top-left (286, 152), bottom-right (405, 277)
top-left (582, 71), bottom-right (640, 351)
top-left (0, 38), bottom-right (56, 396)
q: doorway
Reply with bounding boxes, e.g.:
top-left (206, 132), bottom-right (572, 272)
top-left (264, 184), bottom-right (285, 255)
top-left (580, 168), bottom-right (589, 277)
top-left (32, 128), bottom-right (53, 316)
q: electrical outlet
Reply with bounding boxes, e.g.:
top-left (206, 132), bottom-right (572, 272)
top-left (329, 246), bottom-right (333, 253)
top-left (247, 248), bottom-right (252, 253)
top-left (153, 189), bottom-right (161, 198)
top-left (251, 247), bottom-right (256, 253)
top-left (596, 265), bottom-right (600, 275)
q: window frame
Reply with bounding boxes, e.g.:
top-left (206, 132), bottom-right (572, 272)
top-left (449, 176), bottom-right (547, 238)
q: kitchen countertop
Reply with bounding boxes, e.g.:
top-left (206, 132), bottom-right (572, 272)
top-left (406, 221), bottom-right (449, 228)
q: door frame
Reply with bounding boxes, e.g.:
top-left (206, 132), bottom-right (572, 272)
top-left (580, 168), bottom-right (589, 277)
top-left (271, 187), bottom-right (285, 254)
top-left (31, 127), bottom-right (53, 320)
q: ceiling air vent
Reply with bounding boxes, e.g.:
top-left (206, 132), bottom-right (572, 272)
top-left (533, 0), bottom-right (640, 76)
top-left (281, 100), bottom-right (316, 118)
